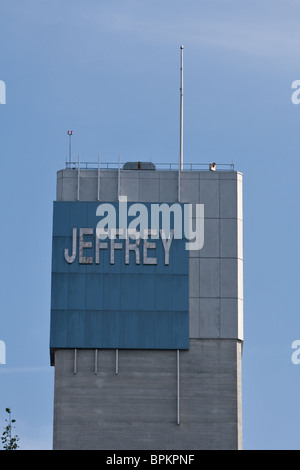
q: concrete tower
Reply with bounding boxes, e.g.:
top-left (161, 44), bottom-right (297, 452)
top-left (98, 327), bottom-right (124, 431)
top-left (50, 161), bottom-right (243, 450)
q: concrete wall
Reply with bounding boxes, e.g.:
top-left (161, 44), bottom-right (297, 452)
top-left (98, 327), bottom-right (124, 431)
top-left (52, 166), bottom-right (243, 450)
top-left (53, 340), bottom-right (242, 450)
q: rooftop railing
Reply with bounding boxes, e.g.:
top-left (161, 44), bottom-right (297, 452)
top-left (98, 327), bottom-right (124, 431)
top-left (65, 160), bottom-right (235, 171)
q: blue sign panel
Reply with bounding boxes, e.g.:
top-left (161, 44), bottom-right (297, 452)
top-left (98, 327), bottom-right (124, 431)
top-left (50, 201), bottom-right (189, 351)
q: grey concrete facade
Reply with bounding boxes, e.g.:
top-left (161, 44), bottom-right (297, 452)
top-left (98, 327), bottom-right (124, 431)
top-left (52, 165), bottom-right (243, 450)
top-left (53, 341), bottom-right (242, 450)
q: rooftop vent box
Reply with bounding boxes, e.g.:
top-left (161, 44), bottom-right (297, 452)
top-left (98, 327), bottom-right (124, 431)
top-left (122, 161), bottom-right (156, 170)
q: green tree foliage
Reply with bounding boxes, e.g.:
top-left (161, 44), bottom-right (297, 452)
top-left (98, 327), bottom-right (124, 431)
top-left (1, 408), bottom-right (20, 450)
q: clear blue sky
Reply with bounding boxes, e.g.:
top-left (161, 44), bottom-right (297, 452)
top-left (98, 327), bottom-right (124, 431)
top-left (0, 0), bottom-right (299, 450)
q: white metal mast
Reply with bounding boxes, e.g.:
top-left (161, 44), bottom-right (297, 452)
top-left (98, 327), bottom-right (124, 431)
top-left (178, 45), bottom-right (184, 202)
top-left (179, 45), bottom-right (184, 171)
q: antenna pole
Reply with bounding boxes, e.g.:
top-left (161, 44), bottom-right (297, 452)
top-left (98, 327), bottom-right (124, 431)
top-left (68, 130), bottom-right (73, 166)
top-left (179, 45), bottom-right (184, 171)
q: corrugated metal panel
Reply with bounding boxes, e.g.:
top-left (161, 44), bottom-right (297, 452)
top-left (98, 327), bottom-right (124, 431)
top-left (50, 201), bottom-right (189, 350)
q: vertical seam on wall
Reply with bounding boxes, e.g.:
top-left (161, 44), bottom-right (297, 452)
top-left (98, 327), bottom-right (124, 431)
top-left (77, 156), bottom-right (80, 201)
top-left (177, 349), bottom-right (180, 425)
top-left (198, 175), bottom-right (201, 338)
top-left (94, 349), bottom-right (98, 374)
top-left (218, 177), bottom-right (221, 338)
top-left (116, 349), bottom-right (119, 374)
